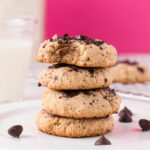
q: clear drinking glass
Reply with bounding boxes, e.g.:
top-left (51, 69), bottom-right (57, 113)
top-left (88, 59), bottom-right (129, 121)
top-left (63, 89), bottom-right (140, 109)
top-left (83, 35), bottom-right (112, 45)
top-left (0, 18), bottom-right (35, 103)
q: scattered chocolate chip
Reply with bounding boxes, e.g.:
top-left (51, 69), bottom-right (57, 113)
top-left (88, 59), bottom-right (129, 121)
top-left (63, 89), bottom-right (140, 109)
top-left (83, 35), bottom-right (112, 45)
top-left (105, 87), bottom-right (116, 95)
top-left (63, 91), bottom-right (80, 98)
top-left (38, 82), bottom-right (41, 87)
top-left (62, 89), bottom-right (99, 98)
top-left (42, 43), bottom-right (47, 48)
top-left (104, 96), bottom-right (107, 99)
top-left (63, 33), bottom-right (68, 37)
top-left (95, 135), bottom-right (111, 145)
top-left (49, 63), bottom-right (98, 75)
top-left (83, 91), bottom-right (91, 95)
top-left (92, 99), bottom-right (95, 103)
top-left (87, 57), bottom-right (90, 61)
top-left (119, 106), bottom-right (133, 116)
top-left (57, 38), bottom-right (66, 44)
top-left (104, 78), bottom-right (107, 83)
top-left (49, 34), bottom-right (106, 47)
top-left (139, 119), bottom-right (150, 131)
top-left (100, 46), bottom-right (103, 50)
top-left (89, 102), bottom-right (92, 105)
top-left (94, 40), bottom-right (104, 46)
top-left (117, 60), bottom-right (138, 65)
top-left (54, 76), bottom-right (58, 80)
top-left (137, 67), bottom-right (144, 73)
top-left (93, 94), bottom-right (96, 97)
top-left (75, 35), bottom-right (87, 40)
top-left (88, 68), bottom-right (94, 75)
top-left (52, 63), bottom-right (68, 68)
top-left (8, 125), bottom-right (23, 138)
top-left (119, 111), bottom-right (132, 123)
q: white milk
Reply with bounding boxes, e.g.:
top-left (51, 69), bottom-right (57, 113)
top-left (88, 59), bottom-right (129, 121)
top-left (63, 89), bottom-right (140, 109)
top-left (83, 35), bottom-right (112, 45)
top-left (0, 39), bottom-right (32, 103)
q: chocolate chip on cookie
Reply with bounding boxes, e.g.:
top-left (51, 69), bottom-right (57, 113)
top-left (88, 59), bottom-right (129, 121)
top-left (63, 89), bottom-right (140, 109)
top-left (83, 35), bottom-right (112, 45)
top-left (137, 67), bottom-right (144, 73)
top-left (36, 34), bottom-right (117, 67)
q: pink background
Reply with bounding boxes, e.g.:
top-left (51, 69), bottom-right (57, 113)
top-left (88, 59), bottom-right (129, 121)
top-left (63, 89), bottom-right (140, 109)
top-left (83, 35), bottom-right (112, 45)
top-left (45, 0), bottom-right (150, 53)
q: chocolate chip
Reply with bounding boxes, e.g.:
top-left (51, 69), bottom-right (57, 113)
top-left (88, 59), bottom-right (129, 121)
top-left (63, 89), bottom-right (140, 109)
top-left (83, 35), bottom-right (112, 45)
top-left (92, 100), bottom-right (95, 103)
top-left (100, 46), bottom-right (103, 50)
top-left (83, 91), bottom-right (91, 95)
top-left (119, 111), bottom-right (132, 123)
top-left (50, 34), bottom-right (106, 47)
top-left (90, 102), bottom-right (92, 105)
top-left (94, 40), bottom-right (104, 46)
top-left (63, 33), bottom-right (68, 37)
top-left (54, 76), bottom-right (58, 80)
top-left (88, 68), bottom-right (94, 75)
top-left (42, 43), bottom-right (47, 48)
top-left (104, 78), bottom-right (107, 83)
top-left (119, 106), bottom-right (133, 116)
top-left (139, 119), bottom-right (150, 131)
top-left (63, 91), bottom-right (80, 98)
top-left (95, 135), bottom-right (111, 145)
top-left (8, 125), bottom-right (23, 138)
top-left (104, 87), bottom-right (116, 95)
top-left (62, 89), bottom-right (96, 98)
top-left (93, 94), bottom-right (96, 97)
top-left (57, 38), bottom-right (66, 44)
top-left (137, 67), bottom-right (144, 73)
top-left (38, 82), bottom-right (41, 87)
top-left (75, 35), bottom-right (87, 40)
top-left (87, 57), bottom-right (90, 61)
top-left (104, 96), bottom-right (107, 99)
top-left (117, 60), bottom-right (138, 65)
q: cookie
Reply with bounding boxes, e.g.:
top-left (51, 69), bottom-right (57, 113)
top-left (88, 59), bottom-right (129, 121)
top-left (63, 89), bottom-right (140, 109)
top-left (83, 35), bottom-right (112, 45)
top-left (36, 110), bottom-right (114, 137)
top-left (110, 60), bottom-right (149, 84)
top-left (38, 64), bottom-right (112, 90)
top-left (36, 34), bottom-right (117, 67)
top-left (42, 88), bottom-right (121, 118)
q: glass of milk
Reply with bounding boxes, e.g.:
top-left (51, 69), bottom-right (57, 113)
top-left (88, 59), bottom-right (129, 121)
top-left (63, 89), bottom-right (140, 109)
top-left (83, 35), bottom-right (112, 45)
top-left (0, 18), bottom-right (35, 103)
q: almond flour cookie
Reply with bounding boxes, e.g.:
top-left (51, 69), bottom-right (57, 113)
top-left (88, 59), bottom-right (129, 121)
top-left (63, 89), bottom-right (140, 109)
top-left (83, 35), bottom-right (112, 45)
top-left (36, 34), bottom-right (117, 67)
top-left (36, 110), bottom-right (114, 137)
top-left (42, 88), bottom-right (121, 118)
top-left (110, 60), bottom-right (149, 84)
top-left (38, 64), bottom-right (112, 90)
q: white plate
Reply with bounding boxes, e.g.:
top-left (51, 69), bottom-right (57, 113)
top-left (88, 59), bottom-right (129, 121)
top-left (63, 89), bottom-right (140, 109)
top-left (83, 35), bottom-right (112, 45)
top-left (0, 99), bottom-right (150, 150)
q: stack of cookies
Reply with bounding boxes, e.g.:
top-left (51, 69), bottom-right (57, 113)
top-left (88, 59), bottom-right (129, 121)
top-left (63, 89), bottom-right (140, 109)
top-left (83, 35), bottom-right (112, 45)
top-left (36, 34), bottom-right (121, 137)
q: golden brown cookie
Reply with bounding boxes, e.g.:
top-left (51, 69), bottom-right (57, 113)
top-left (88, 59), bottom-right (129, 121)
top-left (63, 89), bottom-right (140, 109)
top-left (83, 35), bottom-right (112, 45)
top-left (110, 60), bottom-right (149, 84)
top-left (36, 110), bottom-right (114, 137)
top-left (42, 88), bottom-right (121, 118)
top-left (38, 64), bottom-right (112, 90)
top-left (36, 34), bottom-right (117, 67)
